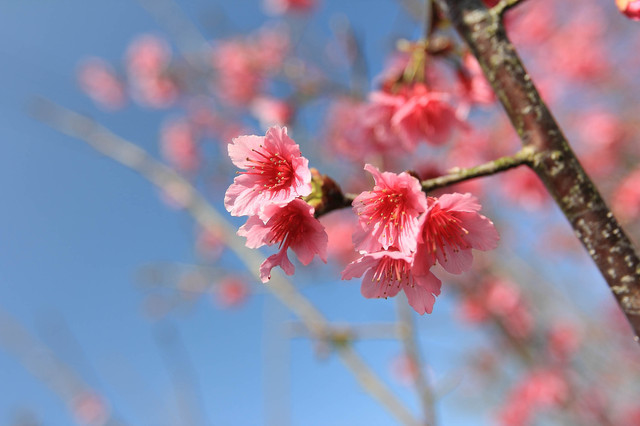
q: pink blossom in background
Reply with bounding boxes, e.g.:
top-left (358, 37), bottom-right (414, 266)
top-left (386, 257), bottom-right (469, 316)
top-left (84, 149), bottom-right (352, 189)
top-left (390, 353), bottom-right (420, 386)
top-left (77, 57), bottom-right (125, 110)
top-left (212, 28), bottom-right (289, 106)
top-left (212, 40), bottom-right (263, 106)
top-left (125, 34), bottom-right (178, 108)
top-left (225, 126), bottom-right (312, 217)
top-left (501, 167), bottom-right (549, 210)
top-left (352, 164), bottom-right (428, 254)
top-left (214, 277), bottom-right (249, 308)
top-left (264, 0), bottom-right (316, 15)
top-left (497, 369), bottom-right (568, 426)
top-left (456, 53), bottom-right (495, 107)
top-left (390, 84), bottom-right (464, 149)
top-left (250, 96), bottom-right (292, 129)
top-left (160, 119), bottom-right (199, 172)
top-left (457, 277), bottom-right (533, 339)
top-left (547, 322), bottom-right (581, 362)
top-left (72, 391), bottom-right (109, 426)
top-left (505, 0), bottom-right (556, 46)
top-left (414, 193), bottom-right (499, 275)
top-left (617, 0), bottom-right (640, 20)
top-left (318, 210), bottom-right (359, 266)
top-left (612, 168), bottom-right (640, 222)
top-left (574, 110), bottom-right (624, 178)
top-left (195, 228), bottom-right (225, 261)
top-left (342, 250), bottom-right (442, 315)
top-left (238, 199), bottom-right (327, 282)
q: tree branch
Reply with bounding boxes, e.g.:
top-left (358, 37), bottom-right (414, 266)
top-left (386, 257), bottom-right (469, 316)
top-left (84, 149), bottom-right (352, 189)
top-left (443, 0), bottom-right (640, 343)
top-left (421, 147), bottom-right (533, 192)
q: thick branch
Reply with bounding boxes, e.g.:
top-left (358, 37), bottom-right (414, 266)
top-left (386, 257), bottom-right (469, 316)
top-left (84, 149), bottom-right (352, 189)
top-left (32, 99), bottom-right (421, 426)
top-left (444, 0), bottom-right (640, 342)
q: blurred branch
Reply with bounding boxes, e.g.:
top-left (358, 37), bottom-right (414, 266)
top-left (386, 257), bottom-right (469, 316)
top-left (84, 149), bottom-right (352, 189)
top-left (397, 298), bottom-right (436, 426)
top-left (0, 307), bottom-right (126, 426)
top-left (490, 0), bottom-right (527, 17)
top-left (443, 0), bottom-right (640, 344)
top-left (32, 98), bottom-right (421, 426)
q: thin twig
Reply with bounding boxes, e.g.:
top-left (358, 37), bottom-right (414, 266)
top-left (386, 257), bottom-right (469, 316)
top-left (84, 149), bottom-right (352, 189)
top-left (32, 98), bottom-right (421, 426)
top-left (421, 147), bottom-right (534, 192)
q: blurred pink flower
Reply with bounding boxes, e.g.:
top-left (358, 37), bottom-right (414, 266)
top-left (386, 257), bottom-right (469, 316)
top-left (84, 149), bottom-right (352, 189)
top-left (250, 96), bottom-right (292, 129)
top-left (342, 250), bottom-right (442, 314)
top-left (456, 53), bottom-right (495, 107)
top-left (612, 168), bottom-right (640, 222)
top-left (77, 57), bottom-right (125, 110)
top-left (225, 126), bottom-right (312, 217)
top-left (160, 119), bottom-right (199, 172)
top-left (238, 199), bottom-right (327, 282)
top-left (414, 193), bottom-right (499, 275)
top-left (264, 0), bottom-right (316, 15)
top-left (125, 34), bottom-right (178, 107)
top-left (215, 277), bottom-right (249, 308)
top-left (497, 369), bottom-right (568, 426)
top-left (390, 84), bottom-right (464, 149)
top-left (352, 164), bottom-right (428, 254)
top-left (501, 167), bottom-right (549, 210)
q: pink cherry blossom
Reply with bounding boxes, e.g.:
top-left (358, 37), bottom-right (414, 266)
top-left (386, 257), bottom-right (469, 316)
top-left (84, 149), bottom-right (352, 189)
top-left (250, 96), bottom-right (292, 129)
top-left (456, 53), bottom-right (495, 107)
top-left (352, 164), bottom-right (428, 254)
top-left (160, 119), bottom-right (199, 172)
top-left (342, 250), bottom-right (442, 315)
top-left (612, 168), bottom-right (640, 222)
top-left (414, 193), bottom-right (499, 275)
top-left (125, 34), bottom-right (178, 108)
top-left (391, 84), bottom-right (464, 149)
top-left (225, 126), bottom-right (312, 217)
top-left (238, 199), bottom-right (328, 282)
top-left (77, 57), bottom-right (125, 110)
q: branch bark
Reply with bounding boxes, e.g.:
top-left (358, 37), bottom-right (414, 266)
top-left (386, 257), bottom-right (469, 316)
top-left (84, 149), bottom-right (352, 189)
top-left (442, 0), bottom-right (640, 342)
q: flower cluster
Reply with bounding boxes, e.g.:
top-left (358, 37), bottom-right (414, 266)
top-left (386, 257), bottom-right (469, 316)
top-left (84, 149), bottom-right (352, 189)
top-left (225, 126), bottom-right (328, 283)
top-left (342, 165), bottom-right (499, 314)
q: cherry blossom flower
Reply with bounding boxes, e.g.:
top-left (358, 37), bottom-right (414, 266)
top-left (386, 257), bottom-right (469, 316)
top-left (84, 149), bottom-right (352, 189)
top-left (225, 126), bottom-right (312, 217)
top-left (238, 199), bottom-right (327, 282)
top-left (617, 0), bottom-right (640, 20)
top-left (612, 168), bottom-right (640, 222)
top-left (352, 164), bottom-right (428, 254)
top-left (77, 57), bottom-right (125, 110)
top-left (250, 96), bottom-right (292, 129)
top-left (160, 119), bottom-right (199, 172)
top-left (414, 193), bottom-right (499, 275)
top-left (125, 35), bottom-right (178, 107)
top-left (342, 250), bottom-right (442, 315)
top-left (214, 277), bottom-right (249, 308)
top-left (456, 53), bottom-right (495, 107)
top-left (388, 84), bottom-right (464, 149)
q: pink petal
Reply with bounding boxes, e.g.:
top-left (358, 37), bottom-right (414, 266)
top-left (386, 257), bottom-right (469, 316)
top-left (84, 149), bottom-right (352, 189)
top-left (436, 245), bottom-right (473, 275)
top-left (457, 211), bottom-right (500, 251)
top-left (259, 249), bottom-right (295, 282)
top-left (237, 215), bottom-right (271, 249)
top-left (361, 269), bottom-right (402, 299)
top-left (437, 192), bottom-right (481, 212)
top-left (227, 134), bottom-right (265, 169)
top-left (403, 272), bottom-right (442, 315)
